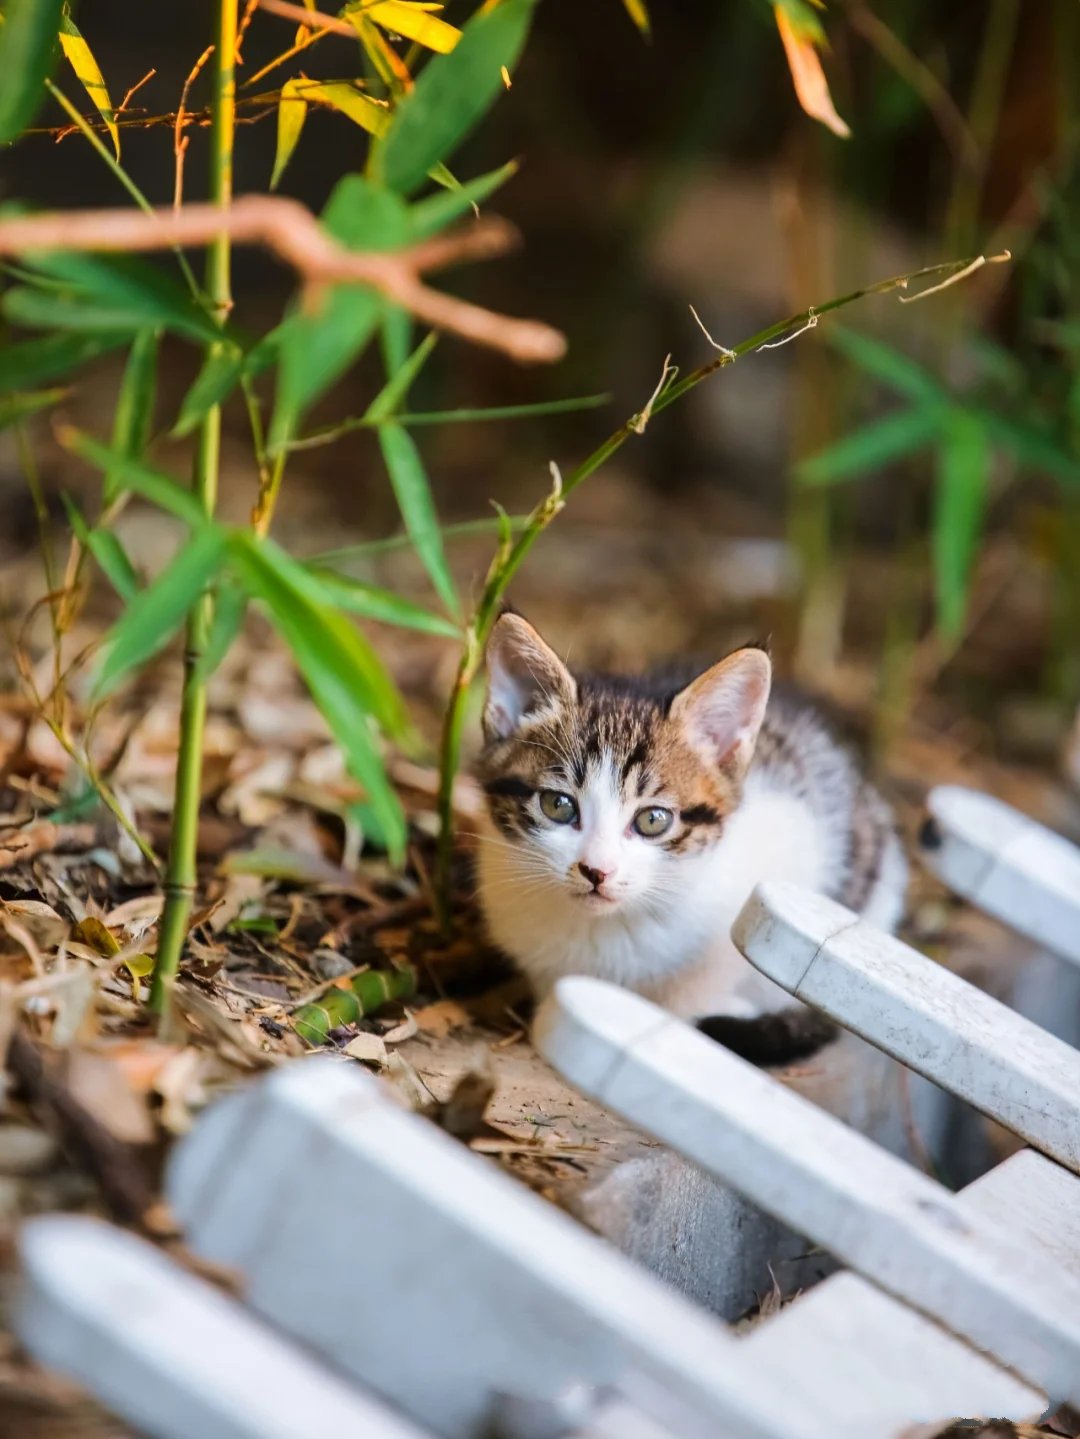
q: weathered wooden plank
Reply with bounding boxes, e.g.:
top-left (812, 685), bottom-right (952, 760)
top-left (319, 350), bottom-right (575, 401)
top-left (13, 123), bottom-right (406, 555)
top-left (731, 880), bottom-right (1080, 1171)
top-left (165, 1058), bottom-right (833, 1439)
top-left (16, 1215), bottom-right (431, 1439)
top-left (922, 785), bottom-right (1080, 965)
top-left (741, 1272), bottom-right (1041, 1431)
top-left (535, 976), bottom-right (1080, 1405)
top-left (958, 1147), bottom-right (1080, 1279)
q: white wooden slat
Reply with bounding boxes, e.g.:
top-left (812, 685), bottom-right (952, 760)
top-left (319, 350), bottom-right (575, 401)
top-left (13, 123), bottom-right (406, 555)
top-left (741, 1272), bottom-right (1041, 1431)
top-left (16, 1215), bottom-right (431, 1439)
top-left (165, 1058), bottom-right (835, 1439)
top-left (535, 976), bottom-right (1080, 1405)
top-left (731, 880), bottom-right (1080, 1171)
top-left (922, 785), bottom-right (1080, 965)
top-left (958, 1147), bottom-right (1080, 1279)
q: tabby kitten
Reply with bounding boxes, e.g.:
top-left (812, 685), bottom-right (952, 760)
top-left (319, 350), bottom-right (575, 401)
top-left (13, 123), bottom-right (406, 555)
top-left (474, 612), bottom-right (907, 1063)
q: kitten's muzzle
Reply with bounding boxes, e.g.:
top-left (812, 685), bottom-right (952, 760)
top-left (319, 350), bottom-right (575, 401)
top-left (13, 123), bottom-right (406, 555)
top-left (577, 862), bottom-right (610, 892)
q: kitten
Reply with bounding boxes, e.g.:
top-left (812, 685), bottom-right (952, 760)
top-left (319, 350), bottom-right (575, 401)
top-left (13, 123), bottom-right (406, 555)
top-left (473, 612), bottom-right (907, 1064)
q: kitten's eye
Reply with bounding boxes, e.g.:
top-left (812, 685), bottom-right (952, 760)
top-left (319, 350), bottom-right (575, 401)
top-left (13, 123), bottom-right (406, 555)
top-left (633, 806), bottom-right (674, 838)
top-left (539, 790), bottom-right (579, 825)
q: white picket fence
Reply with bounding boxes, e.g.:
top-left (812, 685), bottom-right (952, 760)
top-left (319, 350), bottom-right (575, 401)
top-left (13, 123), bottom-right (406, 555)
top-left (16, 782), bottom-right (1080, 1438)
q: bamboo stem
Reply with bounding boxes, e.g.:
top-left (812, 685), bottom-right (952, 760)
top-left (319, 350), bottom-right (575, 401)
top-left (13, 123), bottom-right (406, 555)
top-left (432, 250), bottom-right (1012, 918)
top-left (152, 1), bottom-right (238, 1023)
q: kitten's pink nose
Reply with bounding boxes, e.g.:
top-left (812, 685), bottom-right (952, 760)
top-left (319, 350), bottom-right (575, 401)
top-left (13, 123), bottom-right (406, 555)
top-left (578, 862), bottom-right (612, 890)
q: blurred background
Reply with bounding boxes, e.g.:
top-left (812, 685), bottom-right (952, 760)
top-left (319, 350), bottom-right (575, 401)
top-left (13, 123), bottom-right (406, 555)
top-left (2, 0), bottom-right (1079, 796)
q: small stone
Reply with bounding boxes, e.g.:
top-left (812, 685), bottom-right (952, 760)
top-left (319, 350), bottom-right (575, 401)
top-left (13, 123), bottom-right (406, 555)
top-left (312, 948), bottom-right (354, 981)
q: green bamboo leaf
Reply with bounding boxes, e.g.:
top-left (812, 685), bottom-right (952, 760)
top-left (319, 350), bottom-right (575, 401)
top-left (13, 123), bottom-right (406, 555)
top-left (980, 411), bottom-right (1080, 486)
top-left (229, 532), bottom-right (408, 860)
top-left (61, 494), bottom-right (139, 601)
top-left (268, 177), bottom-right (409, 451)
top-left (934, 410), bottom-right (989, 639)
top-left (407, 159), bottom-right (518, 241)
top-left (828, 326), bottom-right (946, 405)
top-left (173, 332), bottom-right (279, 438)
top-left (0, 386), bottom-right (67, 428)
top-left (105, 329), bottom-right (158, 504)
top-left (11, 253), bottom-right (219, 343)
top-left (270, 76), bottom-right (308, 190)
top-left (798, 405), bottom-right (942, 485)
top-left (395, 393), bottom-right (610, 425)
top-left (378, 422), bottom-right (459, 617)
top-left (379, 306), bottom-right (413, 375)
top-left (364, 331), bottom-right (438, 424)
top-left (0, 0), bottom-right (65, 142)
top-left (378, 0), bottom-right (535, 196)
top-left (96, 527), bottom-right (227, 694)
top-left (195, 580), bottom-right (247, 679)
top-left (172, 344), bottom-right (245, 438)
top-left (58, 12), bottom-right (119, 159)
top-left (0, 331), bottom-right (127, 393)
top-left (61, 429), bottom-right (206, 527)
top-left (306, 565), bottom-right (461, 637)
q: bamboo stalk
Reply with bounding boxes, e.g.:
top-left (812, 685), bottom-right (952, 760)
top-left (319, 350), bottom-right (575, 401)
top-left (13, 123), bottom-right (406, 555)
top-left (431, 251), bottom-right (1012, 921)
top-left (152, 1), bottom-right (238, 1024)
top-left (293, 966), bottom-right (417, 1046)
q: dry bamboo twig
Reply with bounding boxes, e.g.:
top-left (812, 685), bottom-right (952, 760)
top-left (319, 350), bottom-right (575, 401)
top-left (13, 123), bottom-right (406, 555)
top-left (258, 0), bottom-right (357, 38)
top-left (0, 199), bottom-right (566, 364)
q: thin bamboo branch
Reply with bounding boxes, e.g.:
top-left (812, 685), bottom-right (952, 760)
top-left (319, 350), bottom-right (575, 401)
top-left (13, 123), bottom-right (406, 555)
top-left (432, 249), bottom-right (1013, 918)
top-left (258, 0), bottom-right (356, 37)
top-left (0, 202), bottom-right (565, 364)
top-left (152, 0), bottom-right (238, 1026)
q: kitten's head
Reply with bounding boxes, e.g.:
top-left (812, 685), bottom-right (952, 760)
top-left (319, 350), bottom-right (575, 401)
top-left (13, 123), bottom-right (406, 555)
top-left (476, 613), bottom-right (771, 914)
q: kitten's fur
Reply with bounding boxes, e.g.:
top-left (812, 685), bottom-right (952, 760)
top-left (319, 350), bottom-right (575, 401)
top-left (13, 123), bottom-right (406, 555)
top-left (474, 613), bottom-right (907, 1055)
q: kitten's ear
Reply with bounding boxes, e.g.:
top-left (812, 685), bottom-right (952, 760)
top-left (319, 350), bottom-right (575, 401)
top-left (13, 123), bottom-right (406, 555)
top-left (669, 647), bottom-right (771, 779)
top-left (483, 613), bottom-right (577, 741)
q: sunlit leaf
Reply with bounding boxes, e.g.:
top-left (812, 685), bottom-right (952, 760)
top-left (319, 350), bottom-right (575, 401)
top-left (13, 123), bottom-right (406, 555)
top-left (351, 13), bottom-right (413, 95)
top-left (58, 12), bottom-right (119, 159)
top-left (359, 1), bottom-right (461, 55)
top-left (798, 406), bottom-right (941, 485)
top-left (828, 327), bottom-right (945, 404)
top-left (378, 421), bottom-right (459, 616)
top-left (0, 332), bottom-right (127, 393)
top-left (619, 0), bottom-right (650, 37)
top-left (934, 410), bottom-right (988, 638)
top-left (61, 493), bottom-right (139, 601)
top-left (61, 429), bottom-right (207, 527)
top-left (407, 158), bottom-right (517, 240)
top-left (0, 0), bottom-right (65, 143)
top-left (229, 532), bottom-right (408, 861)
top-left (307, 565), bottom-right (461, 637)
top-left (774, 4), bottom-right (849, 139)
top-left (299, 79), bottom-right (390, 134)
top-left (378, 0), bottom-right (535, 195)
top-left (96, 527), bottom-right (227, 694)
top-left (105, 328), bottom-right (158, 504)
top-left (268, 177), bottom-right (409, 451)
top-left (270, 76), bottom-right (308, 190)
top-left (0, 386), bottom-right (68, 428)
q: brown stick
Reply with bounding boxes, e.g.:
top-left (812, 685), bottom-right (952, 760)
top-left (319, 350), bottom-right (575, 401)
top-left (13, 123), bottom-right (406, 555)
top-left (258, 0), bottom-right (357, 37)
top-left (0, 199), bottom-right (566, 364)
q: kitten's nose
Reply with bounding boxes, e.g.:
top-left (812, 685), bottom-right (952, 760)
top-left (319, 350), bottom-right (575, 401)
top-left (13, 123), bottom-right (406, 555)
top-left (578, 862), bottom-right (610, 890)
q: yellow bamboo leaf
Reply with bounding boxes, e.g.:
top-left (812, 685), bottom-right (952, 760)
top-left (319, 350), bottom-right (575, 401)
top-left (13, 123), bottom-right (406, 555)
top-left (297, 80), bottom-right (391, 138)
top-left (271, 77), bottom-right (309, 189)
top-left (363, 1), bottom-right (461, 55)
top-left (619, 0), bottom-right (651, 37)
top-left (774, 5), bottom-right (850, 139)
top-left (58, 13), bottom-right (119, 159)
top-left (350, 13), bottom-right (413, 94)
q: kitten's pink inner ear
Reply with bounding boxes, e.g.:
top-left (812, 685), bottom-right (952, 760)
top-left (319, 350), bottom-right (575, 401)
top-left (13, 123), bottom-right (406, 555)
top-left (484, 615), bottom-right (576, 740)
top-left (672, 649), bottom-right (771, 773)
